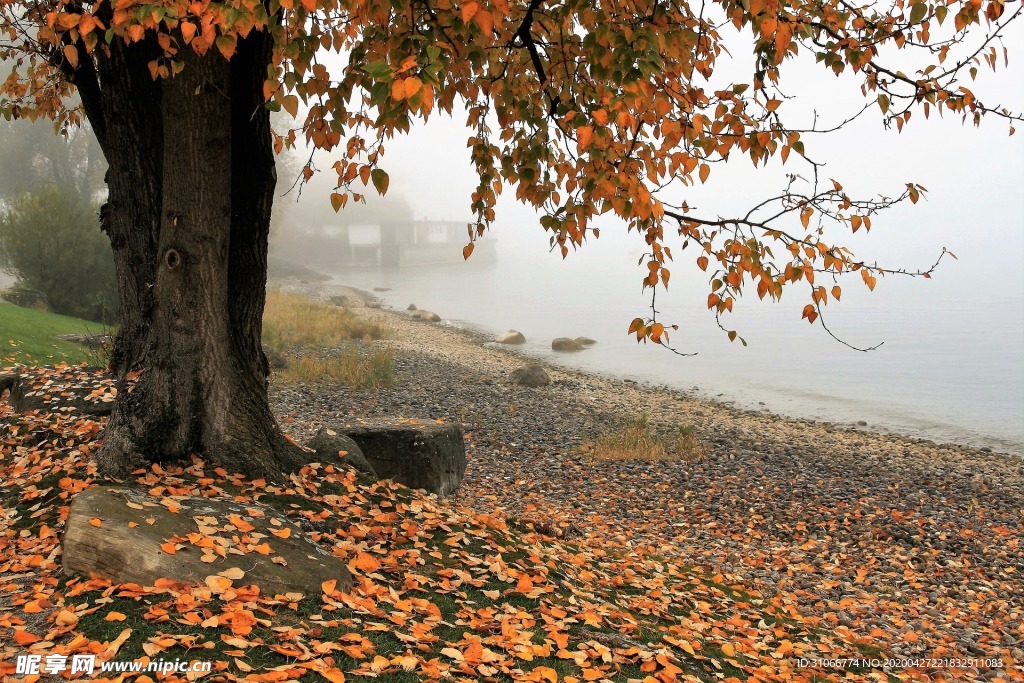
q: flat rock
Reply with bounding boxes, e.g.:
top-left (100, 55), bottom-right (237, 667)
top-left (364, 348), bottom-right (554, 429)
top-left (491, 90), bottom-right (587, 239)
top-left (1, 371), bottom-right (113, 416)
top-left (56, 333), bottom-right (112, 350)
top-left (511, 364), bottom-right (550, 388)
top-left (411, 310), bottom-right (441, 322)
top-left (551, 337), bottom-right (585, 352)
top-left (307, 428), bottom-right (378, 477)
top-left (337, 419), bottom-right (466, 496)
top-left (496, 330), bottom-right (527, 345)
top-left (329, 295), bottom-right (353, 307)
top-left (63, 486), bottom-right (352, 596)
top-left (574, 337), bottom-right (597, 346)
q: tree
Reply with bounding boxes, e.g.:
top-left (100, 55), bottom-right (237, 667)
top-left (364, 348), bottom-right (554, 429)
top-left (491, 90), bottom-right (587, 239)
top-left (0, 0), bottom-right (1017, 479)
top-left (1, 186), bottom-right (119, 323)
top-left (0, 115), bottom-right (106, 205)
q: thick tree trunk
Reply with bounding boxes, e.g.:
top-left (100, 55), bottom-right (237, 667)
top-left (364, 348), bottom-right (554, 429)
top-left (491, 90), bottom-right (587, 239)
top-left (87, 33), bottom-right (305, 480)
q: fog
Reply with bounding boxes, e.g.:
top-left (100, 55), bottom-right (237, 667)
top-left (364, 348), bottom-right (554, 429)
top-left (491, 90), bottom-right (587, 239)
top-left (267, 22), bottom-right (1024, 451)
top-left (272, 23), bottom-right (1024, 307)
top-left (1, 24), bottom-right (1020, 448)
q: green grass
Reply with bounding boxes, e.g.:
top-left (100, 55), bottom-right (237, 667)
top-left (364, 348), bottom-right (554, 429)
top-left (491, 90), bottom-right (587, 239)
top-left (0, 298), bottom-right (100, 365)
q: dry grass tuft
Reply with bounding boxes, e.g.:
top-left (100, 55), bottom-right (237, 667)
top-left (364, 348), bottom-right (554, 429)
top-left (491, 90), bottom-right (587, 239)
top-left (279, 346), bottom-right (394, 389)
top-left (263, 291), bottom-right (393, 389)
top-left (581, 413), bottom-right (707, 463)
top-left (263, 290), bottom-right (388, 348)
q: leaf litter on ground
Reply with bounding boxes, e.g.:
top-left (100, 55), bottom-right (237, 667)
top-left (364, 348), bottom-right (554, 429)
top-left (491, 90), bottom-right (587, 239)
top-left (0, 364), bottom-right (1020, 683)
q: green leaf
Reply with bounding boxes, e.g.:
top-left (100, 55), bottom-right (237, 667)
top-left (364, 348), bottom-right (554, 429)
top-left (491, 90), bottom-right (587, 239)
top-left (371, 168), bottom-right (389, 195)
top-left (364, 60), bottom-right (391, 80)
top-left (909, 3), bottom-right (927, 25)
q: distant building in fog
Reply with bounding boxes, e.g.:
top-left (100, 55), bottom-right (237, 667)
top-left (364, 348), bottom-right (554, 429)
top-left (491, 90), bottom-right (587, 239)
top-left (324, 219), bottom-right (497, 267)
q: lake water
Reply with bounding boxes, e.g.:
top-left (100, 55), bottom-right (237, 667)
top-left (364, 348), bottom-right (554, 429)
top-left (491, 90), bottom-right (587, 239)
top-left (329, 242), bottom-right (1024, 457)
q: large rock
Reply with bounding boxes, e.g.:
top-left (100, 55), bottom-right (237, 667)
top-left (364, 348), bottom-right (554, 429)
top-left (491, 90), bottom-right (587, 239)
top-left (411, 310), bottom-right (441, 322)
top-left (511, 364), bottom-right (550, 388)
top-left (0, 289), bottom-right (46, 309)
top-left (337, 419), bottom-right (465, 496)
top-left (496, 330), bottom-right (527, 345)
top-left (329, 294), bottom-right (353, 307)
top-left (307, 428), bottom-right (377, 477)
top-left (63, 487), bottom-right (352, 596)
top-left (56, 332), bottom-right (112, 350)
top-left (551, 337), bottom-right (585, 352)
top-left (1, 371), bottom-right (113, 416)
top-left (574, 337), bottom-right (597, 346)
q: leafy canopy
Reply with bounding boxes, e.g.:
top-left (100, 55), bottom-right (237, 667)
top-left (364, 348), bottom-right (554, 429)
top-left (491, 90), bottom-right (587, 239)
top-left (1, 0), bottom-right (1018, 347)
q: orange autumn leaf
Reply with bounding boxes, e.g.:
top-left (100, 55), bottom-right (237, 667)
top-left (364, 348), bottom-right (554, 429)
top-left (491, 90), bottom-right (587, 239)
top-left (14, 629), bottom-right (41, 645)
top-left (349, 552), bottom-right (380, 572)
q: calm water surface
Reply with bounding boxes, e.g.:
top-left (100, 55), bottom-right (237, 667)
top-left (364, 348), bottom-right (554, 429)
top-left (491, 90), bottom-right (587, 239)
top-left (330, 245), bottom-right (1024, 457)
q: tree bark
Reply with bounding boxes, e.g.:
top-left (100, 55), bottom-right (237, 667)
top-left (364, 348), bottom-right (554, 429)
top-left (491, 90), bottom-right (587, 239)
top-left (88, 33), bottom-right (305, 480)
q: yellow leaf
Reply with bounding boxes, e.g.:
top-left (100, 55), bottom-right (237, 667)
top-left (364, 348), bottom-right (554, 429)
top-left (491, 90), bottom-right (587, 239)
top-left (218, 567), bottom-right (246, 580)
top-left (321, 668), bottom-right (346, 683)
top-left (205, 575), bottom-right (233, 594)
top-left (403, 76), bottom-right (422, 98)
top-left (577, 125), bottom-right (594, 150)
top-left (56, 609), bottom-right (79, 627)
top-left (281, 95), bottom-right (299, 118)
top-left (63, 44), bottom-right (79, 69)
top-left (105, 611), bottom-right (128, 622)
top-left (721, 642), bottom-right (735, 657)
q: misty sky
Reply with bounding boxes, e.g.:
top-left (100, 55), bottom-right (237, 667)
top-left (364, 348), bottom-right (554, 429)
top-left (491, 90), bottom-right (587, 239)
top-left (285, 21), bottom-right (1024, 319)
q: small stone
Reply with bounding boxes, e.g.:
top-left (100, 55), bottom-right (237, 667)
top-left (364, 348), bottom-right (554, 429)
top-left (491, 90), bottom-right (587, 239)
top-left (407, 304), bottom-right (417, 311)
top-left (552, 337), bottom-right (585, 352)
top-left (496, 330), bottom-right (527, 345)
top-left (511, 364), bottom-right (550, 388)
top-left (373, 287), bottom-right (391, 292)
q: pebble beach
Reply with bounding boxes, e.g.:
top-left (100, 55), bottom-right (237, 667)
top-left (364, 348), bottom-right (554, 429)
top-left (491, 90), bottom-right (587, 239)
top-left (269, 278), bottom-right (1024, 667)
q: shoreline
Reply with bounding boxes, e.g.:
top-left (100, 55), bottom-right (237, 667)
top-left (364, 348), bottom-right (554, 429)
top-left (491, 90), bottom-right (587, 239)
top-left (270, 275), bottom-right (1022, 464)
top-left (268, 275), bottom-right (1024, 659)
